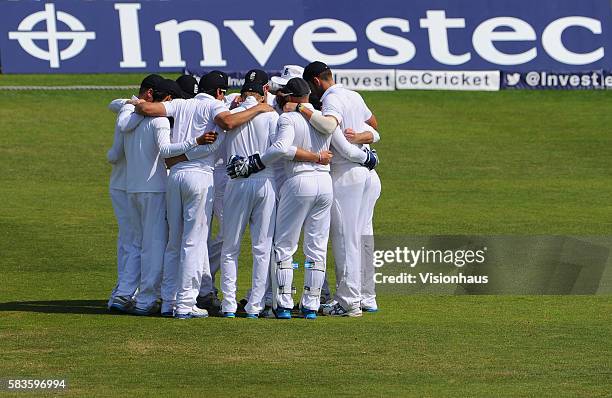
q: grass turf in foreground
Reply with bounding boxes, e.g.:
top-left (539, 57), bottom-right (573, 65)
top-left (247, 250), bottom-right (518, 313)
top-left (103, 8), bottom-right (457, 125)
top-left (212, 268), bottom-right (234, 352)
top-left (0, 76), bottom-right (611, 396)
top-left (1, 296), bottom-right (610, 397)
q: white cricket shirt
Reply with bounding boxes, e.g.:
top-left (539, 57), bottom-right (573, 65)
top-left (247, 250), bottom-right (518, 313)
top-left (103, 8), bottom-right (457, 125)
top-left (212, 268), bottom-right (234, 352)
top-left (123, 116), bottom-right (170, 193)
top-left (321, 84), bottom-right (373, 168)
top-left (162, 93), bottom-right (228, 173)
top-left (261, 103), bottom-right (331, 177)
top-left (224, 96), bottom-right (279, 179)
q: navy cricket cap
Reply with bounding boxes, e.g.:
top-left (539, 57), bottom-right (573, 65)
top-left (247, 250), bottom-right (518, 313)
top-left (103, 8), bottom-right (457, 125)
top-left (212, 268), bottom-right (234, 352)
top-left (150, 78), bottom-right (177, 101)
top-left (176, 75), bottom-right (198, 98)
top-left (302, 61), bottom-right (330, 82)
top-left (164, 79), bottom-right (186, 99)
top-left (140, 74), bottom-right (164, 91)
top-left (241, 81), bottom-right (265, 96)
top-left (244, 69), bottom-right (269, 84)
top-left (199, 71), bottom-right (228, 93)
top-left (280, 77), bottom-right (311, 97)
top-left (210, 70), bottom-right (229, 89)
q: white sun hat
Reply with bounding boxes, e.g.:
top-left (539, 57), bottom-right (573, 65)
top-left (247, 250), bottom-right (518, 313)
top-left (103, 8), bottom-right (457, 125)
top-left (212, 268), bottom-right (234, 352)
top-left (271, 64), bottom-right (305, 87)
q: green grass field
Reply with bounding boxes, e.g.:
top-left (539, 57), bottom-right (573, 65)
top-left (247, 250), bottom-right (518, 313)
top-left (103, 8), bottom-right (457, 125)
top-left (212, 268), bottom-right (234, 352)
top-left (1, 74), bottom-right (611, 397)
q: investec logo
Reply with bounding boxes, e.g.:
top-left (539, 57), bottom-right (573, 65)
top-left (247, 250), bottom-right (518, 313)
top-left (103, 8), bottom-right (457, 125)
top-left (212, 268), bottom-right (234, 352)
top-left (8, 3), bottom-right (95, 68)
top-left (6, 3), bottom-right (608, 69)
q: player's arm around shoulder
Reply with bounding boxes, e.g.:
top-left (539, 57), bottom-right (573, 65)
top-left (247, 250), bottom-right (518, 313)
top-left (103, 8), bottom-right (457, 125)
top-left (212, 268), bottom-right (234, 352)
top-left (216, 102), bottom-right (273, 131)
top-left (117, 102), bottom-right (144, 133)
top-left (306, 107), bottom-right (338, 136)
top-left (135, 98), bottom-right (183, 117)
top-left (108, 98), bottom-right (128, 113)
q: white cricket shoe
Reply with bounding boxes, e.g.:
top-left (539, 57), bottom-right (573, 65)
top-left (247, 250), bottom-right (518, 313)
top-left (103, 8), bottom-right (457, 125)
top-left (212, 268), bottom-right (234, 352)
top-left (175, 306), bottom-right (209, 319)
top-left (322, 302), bottom-right (362, 317)
top-left (319, 298), bottom-right (337, 314)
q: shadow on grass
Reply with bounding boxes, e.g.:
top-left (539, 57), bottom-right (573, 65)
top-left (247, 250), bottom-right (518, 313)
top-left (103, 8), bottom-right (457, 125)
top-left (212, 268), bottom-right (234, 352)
top-left (0, 300), bottom-right (119, 315)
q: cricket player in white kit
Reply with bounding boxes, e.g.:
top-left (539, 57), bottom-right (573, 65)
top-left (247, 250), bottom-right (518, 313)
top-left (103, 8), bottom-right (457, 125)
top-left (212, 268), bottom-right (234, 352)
top-left (197, 70), bottom-right (274, 312)
top-left (235, 78), bottom-right (335, 320)
top-left (225, 69), bottom-right (277, 110)
top-left (196, 70), bottom-right (276, 313)
top-left (107, 74), bottom-right (164, 313)
top-left (106, 97), bottom-right (147, 312)
top-left (117, 80), bottom-right (180, 315)
top-left (320, 122), bottom-right (382, 311)
top-left (305, 107), bottom-right (382, 312)
top-left (218, 81), bottom-right (279, 318)
top-left (135, 72), bottom-right (274, 318)
top-left (294, 62), bottom-right (381, 317)
top-left (233, 66), bottom-right (306, 317)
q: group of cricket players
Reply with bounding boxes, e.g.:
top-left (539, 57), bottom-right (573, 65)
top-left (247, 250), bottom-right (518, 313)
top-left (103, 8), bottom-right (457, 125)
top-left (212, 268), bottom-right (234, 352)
top-left (106, 61), bottom-right (381, 319)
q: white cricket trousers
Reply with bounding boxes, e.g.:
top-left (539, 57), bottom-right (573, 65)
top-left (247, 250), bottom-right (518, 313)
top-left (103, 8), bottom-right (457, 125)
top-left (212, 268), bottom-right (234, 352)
top-left (274, 172), bottom-right (333, 311)
top-left (200, 169), bottom-right (228, 297)
top-left (161, 170), bottom-right (214, 315)
top-left (245, 172), bottom-right (284, 308)
top-left (127, 192), bottom-right (168, 309)
top-left (220, 177), bottom-right (276, 314)
top-left (360, 170), bottom-right (381, 308)
top-left (330, 165), bottom-right (371, 312)
top-left (109, 188), bottom-right (140, 302)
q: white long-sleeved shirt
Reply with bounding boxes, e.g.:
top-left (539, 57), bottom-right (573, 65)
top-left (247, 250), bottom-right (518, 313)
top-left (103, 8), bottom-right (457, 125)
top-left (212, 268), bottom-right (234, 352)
top-left (162, 93), bottom-right (227, 173)
top-left (320, 84), bottom-right (380, 168)
top-left (261, 103), bottom-right (331, 177)
top-left (330, 126), bottom-right (367, 164)
top-left (155, 127), bottom-right (199, 159)
top-left (116, 97), bottom-right (145, 135)
top-left (123, 116), bottom-right (170, 193)
top-left (107, 97), bottom-right (142, 191)
top-left (224, 96), bottom-right (279, 179)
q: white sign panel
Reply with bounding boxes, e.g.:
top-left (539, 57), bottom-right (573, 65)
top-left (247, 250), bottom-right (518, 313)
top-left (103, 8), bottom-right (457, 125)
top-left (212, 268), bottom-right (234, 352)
top-left (332, 69), bottom-right (396, 91)
top-left (396, 70), bottom-right (500, 91)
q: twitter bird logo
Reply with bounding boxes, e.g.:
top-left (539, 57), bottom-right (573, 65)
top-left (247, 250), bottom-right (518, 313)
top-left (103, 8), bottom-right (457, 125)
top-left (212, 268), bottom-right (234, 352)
top-left (506, 73), bottom-right (521, 86)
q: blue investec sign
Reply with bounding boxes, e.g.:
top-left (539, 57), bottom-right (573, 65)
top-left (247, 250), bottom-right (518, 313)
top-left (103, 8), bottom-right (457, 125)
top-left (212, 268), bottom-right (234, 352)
top-left (0, 0), bottom-right (611, 73)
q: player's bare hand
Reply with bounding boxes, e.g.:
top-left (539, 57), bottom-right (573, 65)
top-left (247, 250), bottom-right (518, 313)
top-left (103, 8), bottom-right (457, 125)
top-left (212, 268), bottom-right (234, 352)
top-left (317, 150), bottom-right (333, 165)
top-left (256, 103), bottom-right (275, 113)
top-left (230, 96), bottom-right (244, 110)
top-left (283, 102), bottom-right (298, 112)
top-left (165, 154), bottom-right (188, 169)
top-left (127, 99), bottom-right (145, 106)
top-left (197, 131), bottom-right (218, 145)
top-left (344, 128), bottom-right (356, 143)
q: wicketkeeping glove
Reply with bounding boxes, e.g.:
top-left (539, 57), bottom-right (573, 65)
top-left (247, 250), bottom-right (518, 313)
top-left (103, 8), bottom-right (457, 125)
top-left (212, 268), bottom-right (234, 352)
top-left (362, 148), bottom-right (379, 170)
top-left (226, 153), bottom-right (266, 179)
